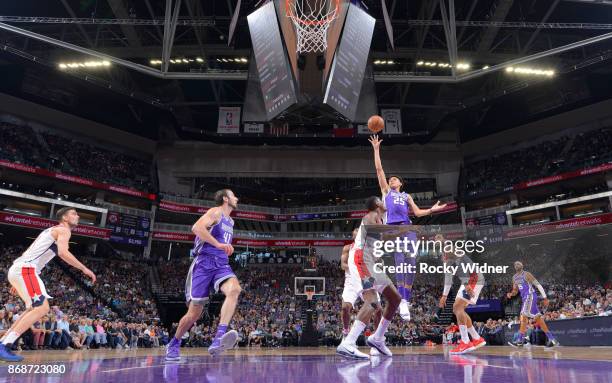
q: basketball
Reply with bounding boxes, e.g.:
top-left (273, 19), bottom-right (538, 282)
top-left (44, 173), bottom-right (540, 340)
top-left (368, 115), bottom-right (384, 133)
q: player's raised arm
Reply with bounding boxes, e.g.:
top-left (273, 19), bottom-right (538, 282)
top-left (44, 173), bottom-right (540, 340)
top-left (192, 208), bottom-right (233, 256)
top-left (340, 244), bottom-right (350, 271)
top-left (56, 227), bottom-right (96, 283)
top-left (369, 135), bottom-right (389, 195)
top-left (406, 195), bottom-right (447, 217)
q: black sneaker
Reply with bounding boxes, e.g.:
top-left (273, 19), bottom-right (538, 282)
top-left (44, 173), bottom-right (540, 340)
top-left (545, 339), bottom-right (559, 348)
top-left (508, 339), bottom-right (526, 348)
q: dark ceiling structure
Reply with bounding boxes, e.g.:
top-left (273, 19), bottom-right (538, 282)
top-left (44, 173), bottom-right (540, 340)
top-left (0, 0), bottom-right (611, 144)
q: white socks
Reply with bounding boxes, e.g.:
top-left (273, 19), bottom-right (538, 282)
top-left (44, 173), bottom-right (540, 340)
top-left (459, 325), bottom-right (470, 344)
top-left (467, 326), bottom-right (481, 340)
top-left (344, 320), bottom-right (366, 345)
top-left (2, 331), bottom-right (19, 346)
top-left (374, 318), bottom-right (391, 340)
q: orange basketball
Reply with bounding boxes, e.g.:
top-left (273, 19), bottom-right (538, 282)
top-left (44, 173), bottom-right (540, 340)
top-left (368, 115), bottom-right (384, 133)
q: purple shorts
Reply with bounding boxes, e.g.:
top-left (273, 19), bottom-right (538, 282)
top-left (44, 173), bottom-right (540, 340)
top-left (185, 258), bottom-right (236, 304)
top-left (520, 292), bottom-right (541, 318)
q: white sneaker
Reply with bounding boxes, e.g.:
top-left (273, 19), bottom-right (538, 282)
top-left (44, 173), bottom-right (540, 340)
top-left (366, 335), bottom-right (392, 357)
top-left (336, 342), bottom-right (369, 360)
top-left (399, 300), bottom-right (411, 321)
top-left (370, 347), bottom-right (380, 356)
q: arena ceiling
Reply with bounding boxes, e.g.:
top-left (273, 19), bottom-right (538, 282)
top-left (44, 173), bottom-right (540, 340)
top-left (1, 0), bottom-right (612, 143)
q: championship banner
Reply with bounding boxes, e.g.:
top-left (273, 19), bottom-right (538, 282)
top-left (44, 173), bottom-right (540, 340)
top-left (243, 123), bottom-right (264, 133)
top-left (0, 159), bottom-right (156, 200)
top-left (217, 106), bottom-right (241, 134)
top-left (381, 109), bottom-right (402, 134)
top-left (0, 212), bottom-right (111, 239)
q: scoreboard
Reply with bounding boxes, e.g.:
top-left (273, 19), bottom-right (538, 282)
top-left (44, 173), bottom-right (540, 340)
top-left (107, 212), bottom-right (150, 246)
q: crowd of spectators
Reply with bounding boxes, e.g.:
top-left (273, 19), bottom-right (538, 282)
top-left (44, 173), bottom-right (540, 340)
top-left (463, 126), bottom-right (612, 196)
top-left (0, 244), bottom-right (166, 352)
top-left (0, 122), bottom-right (154, 192)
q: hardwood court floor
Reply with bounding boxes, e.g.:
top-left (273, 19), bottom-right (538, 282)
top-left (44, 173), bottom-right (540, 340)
top-left (1, 346), bottom-right (611, 383)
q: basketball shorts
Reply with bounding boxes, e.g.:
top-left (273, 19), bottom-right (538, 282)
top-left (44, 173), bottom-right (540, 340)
top-left (8, 263), bottom-right (52, 308)
top-left (185, 257), bottom-right (236, 304)
top-left (456, 283), bottom-right (484, 305)
top-left (520, 293), bottom-right (541, 318)
top-left (350, 240), bottom-right (393, 294)
top-left (341, 271), bottom-right (380, 307)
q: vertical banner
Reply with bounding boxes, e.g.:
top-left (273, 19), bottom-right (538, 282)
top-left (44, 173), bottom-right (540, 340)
top-left (217, 107), bottom-right (241, 134)
top-left (381, 109), bottom-right (402, 134)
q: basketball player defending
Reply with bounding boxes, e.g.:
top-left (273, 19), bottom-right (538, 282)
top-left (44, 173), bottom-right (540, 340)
top-left (436, 235), bottom-right (487, 354)
top-left (507, 261), bottom-right (559, 348)
top-left (337, 196), bottom-right (402, 359)
top-left (165, 189), bottom-right (242, 361)
top-left (370, 135), bottom-right (446, 320)
top-left (0, 207), bottom-right (96, 362)
top-left (340, 229), bottom-right (382, 354)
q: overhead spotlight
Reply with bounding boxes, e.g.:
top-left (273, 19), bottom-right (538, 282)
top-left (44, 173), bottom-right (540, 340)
top-left (216, 58), bottom-right (222, 62)
top-left (482, 65), bottom-right (489, 70)
top-left (196, 57), bottom-right (204, 63)
top-left (58, 63), bottom-right (67, 69)
top-left (182, 58), bottom-right (189, 63)
top-left (374, 60), bottom-right (381, 64)
top-left (457, 63), bottom-right (470, 70)
top-left (417, 61), bottom-right (424, 66)
top-left (240, 58), bottom-right (248, 63)
top-left (387, 60), bottom-right (394, 65)
top-left (222, 58), bottom-right (228, 62)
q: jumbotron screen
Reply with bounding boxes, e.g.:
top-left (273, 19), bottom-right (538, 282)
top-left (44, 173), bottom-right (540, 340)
top-left (247, 1), bottom-right (298, 120)
top-left (323, 4), bottom-right (376, 121)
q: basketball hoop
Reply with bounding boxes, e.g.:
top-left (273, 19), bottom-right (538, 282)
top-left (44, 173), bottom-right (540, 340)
top-left (286, 0), bottom-right (340, 53)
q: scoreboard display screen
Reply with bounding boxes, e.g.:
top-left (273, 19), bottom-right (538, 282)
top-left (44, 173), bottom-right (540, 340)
top-left (247, 1), bottom-right (298, 120)
top-left (323, 4), bottom-right (375, 121)
top-left (107, 212), bottom-right (150, 246)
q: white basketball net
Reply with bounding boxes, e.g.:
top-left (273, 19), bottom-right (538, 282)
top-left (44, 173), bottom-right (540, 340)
top-left (287, 0), bottom-right (339, 53)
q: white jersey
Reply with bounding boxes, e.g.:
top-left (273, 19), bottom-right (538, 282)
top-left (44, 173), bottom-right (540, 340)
top-left (13, 227), bottom-right (59, 273)
top-left (353, 218), bottom-right (367, 250)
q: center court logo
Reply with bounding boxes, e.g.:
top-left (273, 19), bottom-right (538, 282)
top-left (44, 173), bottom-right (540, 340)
top-left (372, 238), bottom-right (485, 258)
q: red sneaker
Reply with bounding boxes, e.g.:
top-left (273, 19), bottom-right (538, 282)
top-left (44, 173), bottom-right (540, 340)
top-left (470, 337), bottom-right (486, 350)
top-left (449, 341), bottom-right (475, 355)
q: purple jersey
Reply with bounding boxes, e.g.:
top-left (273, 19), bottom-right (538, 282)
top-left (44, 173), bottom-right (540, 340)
top-left (193, 213), bottom-right (234, 267)
top-left (513, 271), bottom-right (535, 300)
top-left (383, 189), bottom-right (412, 225)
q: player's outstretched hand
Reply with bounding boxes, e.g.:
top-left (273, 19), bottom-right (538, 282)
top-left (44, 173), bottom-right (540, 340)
top-left (369, 135), bottom-right (382, 150)
top-left (542, 298), bottom-right (549, 307)
top-left (431, 201), bottom-right (448, 212)
top-left (217, 243), bottom-right (234, 256)
top-left (9, 286), bottom-right (17, 296)
top-left (439, 295), bottom-right (447, 308)
top-left (506, 293), bottom-right (513, 300)
top-left (83, 268), bottom-right (96, 284)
